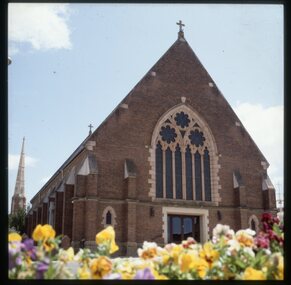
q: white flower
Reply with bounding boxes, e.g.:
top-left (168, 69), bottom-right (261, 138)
top-left (243, 247), bottom-right (255, 258)
top-left (142, 241), bottom-right (158, 250)
top-left (227, 239), bottom-right (241, 252)
top-left (73, 248), bottom-right (84, 261)
top-left (236, 229), bottom-right (256, 237)
top-left (213, 224), bottom-right (235, 240)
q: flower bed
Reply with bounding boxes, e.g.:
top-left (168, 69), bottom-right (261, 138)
top-left (9, 213), bottom-right (283, 280)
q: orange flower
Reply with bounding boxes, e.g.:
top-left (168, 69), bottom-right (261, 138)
top-left (236, 230), bottom-right (254, 248)
top-left (90, 256), bottom-right (112, 279)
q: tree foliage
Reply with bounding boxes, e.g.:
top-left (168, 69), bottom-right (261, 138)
top-left (9, 208), bottom-right (26, 234)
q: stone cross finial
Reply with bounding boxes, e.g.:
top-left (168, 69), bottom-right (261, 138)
top-left (176, 20), bottom-right (185, 32)
top-left (88, 124), bottom-right (93, 135)
top-left (176, 20), bottom-right (185, 39)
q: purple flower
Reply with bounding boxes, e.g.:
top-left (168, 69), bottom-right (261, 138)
top-left (36, 258), bottom-right (50, 279)
top-left (22, 239), bottom-right (37, 260)
top-left (8, 252), bottom-right (16, 270)
top-left (134, 268), bottom-right (155, 280)
top-left (15, 256), bottom-right (22, 266)
top-left (9, 242), bottom-right (23, 270)
top-left (9, 241), bottom-right (22, 256)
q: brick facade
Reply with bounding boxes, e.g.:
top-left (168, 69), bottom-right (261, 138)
top-left (26, 34), bottom-right (277, 255)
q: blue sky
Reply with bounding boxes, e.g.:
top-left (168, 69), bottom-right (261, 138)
top-left (8, 3), bottom-right (284, 210)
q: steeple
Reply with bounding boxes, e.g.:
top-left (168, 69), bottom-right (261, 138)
top-left (11, 137), bottom-right (26, 214)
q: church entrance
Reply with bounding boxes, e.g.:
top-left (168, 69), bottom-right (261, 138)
top-left (167, 215), bottom-right (200, 243)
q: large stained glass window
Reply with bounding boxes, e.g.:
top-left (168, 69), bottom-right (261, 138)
top-left (154, 109), bottom-right (213, 202)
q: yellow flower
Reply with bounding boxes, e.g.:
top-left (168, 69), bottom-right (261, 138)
top-left (162, 254), bottom-right (170, 265)
top-left (179, 252), bottom-right (209, 278)
top-left (170, 244), bottom-right (183, 264)
top-left (9, 232), bottom-right (22, 242)
top-left (272, 254), bottom-right (284, 280)
top-left (199, 242), bottom-right (219, 267)
top-left (32, 224), bottom-right (56, 242)
top-left (243, 267), bottom-right (266, 280)
top-left (43, 240), bottom-right (55, 252)
top-left (180, 253), bottom-right (195, 272)
top-left (90, 256), bottom-right (112, 279)
top-left (78, 264), bottom-right (91, 279)
top-left (117, 260), bottom-right (135, 279)
top-left (95, 226), bottom-right (119, 254)
top-left (25, 256), bottom-right (32, 266)
top-left (152, 269), bottom-right (168, 280)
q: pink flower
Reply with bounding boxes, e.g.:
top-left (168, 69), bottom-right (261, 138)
top-left (255, 235), bottom-right (270, 249)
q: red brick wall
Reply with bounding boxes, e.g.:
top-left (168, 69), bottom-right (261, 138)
top-left (72, 200), bottom-right (85, 241)
top-left (28, 39), bottom-right (274, 250)
top-left (32, 211), bottom-right (37, 230)
top-left (62, 185), bottom-right (74, 238)
top-left (55, 191), bottom-right (64, 236)
top-left (37, 206), bottom-right (42, 225)
top-left (42, 202), bottom-right (48, 224)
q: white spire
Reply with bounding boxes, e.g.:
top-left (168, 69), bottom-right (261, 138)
top-left (11, 137), bottom-right (26, 214)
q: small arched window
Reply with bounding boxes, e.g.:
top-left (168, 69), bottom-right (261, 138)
top-left (101, 206), bottom-right (117, 228)
top-left (106, 211), bottom-right (112, 225)
top-left (251, 219), bottom-right (256, 231)
top-left (248, 215), bottom-right (259, 233)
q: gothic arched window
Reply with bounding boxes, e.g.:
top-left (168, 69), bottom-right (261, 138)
top-left (150, 106), bottom-right (220, 202)
top-left (106, 211), bottom-right (112, 225)
top-left (248, 215), bottom-right (259, 233)
top-left (101, 206), bottom-right (117, 228)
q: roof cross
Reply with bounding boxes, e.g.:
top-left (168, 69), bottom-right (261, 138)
top-left (88, 123), bottom-right (93, 135)
top-left (176, 20), bottom-right (185, 32)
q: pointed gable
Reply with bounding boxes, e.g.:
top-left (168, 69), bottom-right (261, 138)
top-left (91, 34), bottom-right (268, 165)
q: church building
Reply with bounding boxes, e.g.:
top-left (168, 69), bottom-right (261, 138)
top-left (25, 23), bottom-right (276, 256)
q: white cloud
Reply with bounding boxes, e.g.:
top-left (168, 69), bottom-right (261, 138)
top-left (9, 154), bottom-right (38, 170)
top-left (233, 102), bottom-right (284, 188)
top-left (8, 3), bottom-right (72, 54)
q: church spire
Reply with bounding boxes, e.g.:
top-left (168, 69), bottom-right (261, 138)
top-left (176, 20), bottom-right (185, 39)
top-left (11, 137), bottom-right (26, 214)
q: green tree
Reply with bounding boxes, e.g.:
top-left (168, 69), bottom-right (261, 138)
top-left (9, 208), bottom-right (26, 234)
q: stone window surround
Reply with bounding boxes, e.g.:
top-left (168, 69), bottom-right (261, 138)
top-left (162, 206), bottom-right (209, 244)
top-left (101, 206), bottom-right (117, 228)
top-left (148, 104), bottom-right (221, 204)
top-left (248, 214), bottom-right (260, 233)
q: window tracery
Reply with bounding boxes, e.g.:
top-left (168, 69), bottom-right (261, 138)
top-left (149, 105), bottom-right (220, 202)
